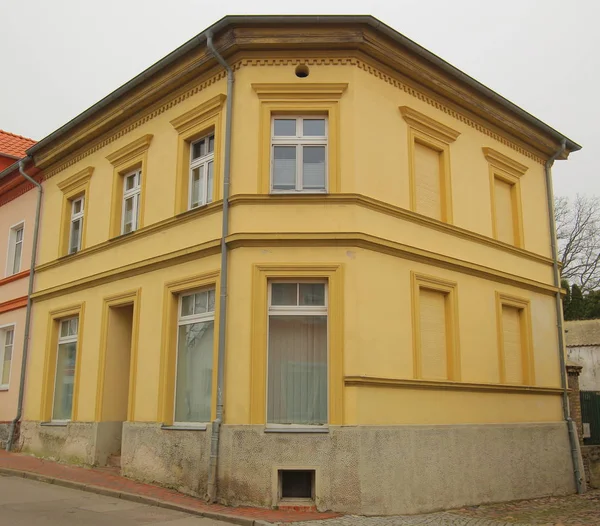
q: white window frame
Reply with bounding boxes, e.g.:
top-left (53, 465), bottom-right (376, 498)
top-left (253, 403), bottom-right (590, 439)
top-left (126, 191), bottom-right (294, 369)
top-left (52, 317), bottom-right (78, 423)
top-left (266, 280), bottom-right (329, 429)
top-left (121, 169), bottom-right (142, 234)
top-left (173, 288), bottom-right (216, 427)
top-left (189, 133), bottom-right (215, 209)
top-left (270, 116), bottom-right (328, 194)
top-left (0, 323), bottom-right (15, 390)
top-left (5, 221), bottom-right (24, 276)
top-left (68, 197), bottom-right (84, 254)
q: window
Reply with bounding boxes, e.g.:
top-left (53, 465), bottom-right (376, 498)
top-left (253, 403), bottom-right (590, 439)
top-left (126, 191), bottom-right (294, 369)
top-left (52, 317), bottom-right (78, 421)
top-left (122, 169), bottom-right (141, 234)
top-left (7, 224), bottom-right (24, 275)
top-left (271, 117), bottom-right (327, 193)
top-left (267, 281), bottom-right (328, 425)
top-left (496, 293), bottom-right (534, 385)
top-left (483, 148), bottom-right (527, 247)
top-left (400, 106), bottom-right (460, 223)
top-left (411, 273), bottom-right (460, 381)
top-left (68, 197), bottom-right (84, 254)
top-left (174, 288), bottom-right (215, 423)
top-left (189, 133), bottom-right (214, 209)
top-left (0, 326), bottom-right (14, 388)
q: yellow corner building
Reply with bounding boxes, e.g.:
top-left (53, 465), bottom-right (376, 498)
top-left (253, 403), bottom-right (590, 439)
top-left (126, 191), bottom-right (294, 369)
top-left (18, 15), bottom-right (583, 515)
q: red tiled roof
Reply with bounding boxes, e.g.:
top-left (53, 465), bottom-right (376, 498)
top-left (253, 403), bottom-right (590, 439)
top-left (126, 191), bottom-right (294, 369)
top-left (0, 130), bottom-right (36, 159)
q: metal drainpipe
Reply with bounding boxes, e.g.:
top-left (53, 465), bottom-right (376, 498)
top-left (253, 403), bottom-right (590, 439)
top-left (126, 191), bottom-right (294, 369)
top-left (545, 139), bottom-right (584, 493)
top-left (6, 158), bottom-right (43, 452)
top-left (205, 31), bottom-right (234, 503)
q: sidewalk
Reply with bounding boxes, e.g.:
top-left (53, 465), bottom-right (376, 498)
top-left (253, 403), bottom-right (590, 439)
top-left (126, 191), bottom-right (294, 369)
top-left (0, 450), bottom-right (339, 525)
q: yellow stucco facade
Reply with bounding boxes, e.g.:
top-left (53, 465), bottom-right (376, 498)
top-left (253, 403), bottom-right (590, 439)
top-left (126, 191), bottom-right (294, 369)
top-left (19, 16), bottom-right (580, 514)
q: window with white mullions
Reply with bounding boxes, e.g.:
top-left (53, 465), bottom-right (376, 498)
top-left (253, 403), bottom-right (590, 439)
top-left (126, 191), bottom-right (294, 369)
top-left (189, 133), bottom-right (215, 209)
top-left (69, 197), bottom-right (84, 254)
top-left (271, 117), bottom-right (327, 193)
top-left (122, 169), bottom-right (141, 234)
top-left (52, 317), bottom-right (79, 421)
top-left (7, 224), bottom-right (24, 275)
top-left (174, 288), bottom-right (216, 424)
top-left (0, 326), bottom-right (14, 388)
top-left (267, 281), bottom-right (328, 426)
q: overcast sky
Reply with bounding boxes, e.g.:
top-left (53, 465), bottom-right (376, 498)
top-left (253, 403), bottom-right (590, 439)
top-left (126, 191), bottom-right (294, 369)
top-left (1, 0), bottom-right (597, 198)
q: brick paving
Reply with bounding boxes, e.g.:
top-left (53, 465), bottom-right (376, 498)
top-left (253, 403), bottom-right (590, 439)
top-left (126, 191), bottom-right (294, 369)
top-left (0, 450), bottom-right (339, 523)
top-left (289, 514), bottom-right (523, 525)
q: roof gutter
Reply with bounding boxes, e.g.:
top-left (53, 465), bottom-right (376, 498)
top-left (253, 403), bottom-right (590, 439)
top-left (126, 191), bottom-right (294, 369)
top-left (6, 158), bottom-right (43, 452)
top-left (26, 15), bottom-right (580, 159)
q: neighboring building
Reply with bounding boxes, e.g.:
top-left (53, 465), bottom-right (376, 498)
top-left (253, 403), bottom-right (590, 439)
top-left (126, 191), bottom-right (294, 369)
top-left (18, 16), bottom-right (580, 515)
top-left (566, 319), bottom-right (600, 391)
top-left (0, 131), bottom-right (37, 446)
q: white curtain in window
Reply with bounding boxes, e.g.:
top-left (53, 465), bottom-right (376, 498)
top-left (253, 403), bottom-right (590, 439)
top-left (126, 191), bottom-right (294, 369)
top-left (175, 321), bottom-right (214, 422)
top-left (302, 146), bottom-right (326, 189)
top-left (273, 146), bottom-right (296, 189)
top-left (52, 342), bottom-right (77, 420)
top-left (267, 315), bottom-right (327, 425)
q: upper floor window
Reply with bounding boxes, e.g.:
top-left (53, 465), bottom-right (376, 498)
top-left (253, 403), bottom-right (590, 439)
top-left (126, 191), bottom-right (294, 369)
top-left (122, 169), bottom-right (142, 234)
top-left (189, 134), bottom-right (214, 209)
top-left (69, 197), bottom-right (84, 254)
top-left (7, 223), bottom-right (24, 276)
top-left (175, 288), bottom-right (215, 424)
top-left (271, 117), bottom-right (327, 193)
top-left (0, 326), bottom-right (14, 389)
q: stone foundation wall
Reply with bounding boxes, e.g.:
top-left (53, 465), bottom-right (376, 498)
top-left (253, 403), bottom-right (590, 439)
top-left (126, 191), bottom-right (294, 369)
top-left (0, 422), bottom-right (9, 449)
top-left (583, 445), bottom-right (600, 488)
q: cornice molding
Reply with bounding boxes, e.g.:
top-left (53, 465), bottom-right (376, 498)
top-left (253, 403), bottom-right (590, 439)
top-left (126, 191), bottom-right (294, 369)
top-left (252, 82), bottom-right (348, 100)
top-left (170, 93), bottom-right (226, 134)
top-left (344, 375), bottom-right (563, 395)
top-left (0, 295), bottom-right (27, 314)
top-left (0, 269), bottom-right (30, 287)
top-left (106, 134), bottom-right (153, 167)
top-left (482, 147), bottom-right (529, 177)
top-left (56, 166), bottom-right (94, 193)
top-left (400, 106), bottom-right (460, 143)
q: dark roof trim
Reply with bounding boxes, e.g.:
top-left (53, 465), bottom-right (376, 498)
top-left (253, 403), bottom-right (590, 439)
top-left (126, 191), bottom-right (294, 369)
top-left (27, 15), bottom-right (581, 157)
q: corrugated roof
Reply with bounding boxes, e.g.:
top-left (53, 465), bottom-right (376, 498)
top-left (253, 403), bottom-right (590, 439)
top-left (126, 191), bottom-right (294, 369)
top-left (564, 319), bottom-right (600, 347)
top-left (0, 130), bottom-right (36, 159)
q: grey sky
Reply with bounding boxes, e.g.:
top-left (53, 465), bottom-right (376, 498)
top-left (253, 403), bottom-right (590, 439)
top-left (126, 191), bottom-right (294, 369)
top-left (1, 0), bottom-right (597, 198)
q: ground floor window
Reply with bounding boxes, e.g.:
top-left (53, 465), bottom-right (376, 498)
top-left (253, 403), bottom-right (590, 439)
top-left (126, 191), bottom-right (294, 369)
top-left (267, 281), bottom-right (328, 425)
top-left (52, 317), bottom-right (78, 421)
top-left (174, 288), bottom-right (215, 423)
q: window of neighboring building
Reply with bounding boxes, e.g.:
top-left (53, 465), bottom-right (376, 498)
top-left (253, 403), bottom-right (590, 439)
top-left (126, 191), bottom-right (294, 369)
top-left (52, 317), bottom-right (79, 421)
top-left (267, 281), bottom-right (328, 425)
top-left (271, 117), bottom-right (327, 193)
top-left (122, 169), bottom-right (142, 234)
top-left (7, 223), bottom-right (24, 275)
top-left (0, 326), bottom-right (14, 389)
top-left (189, 133), bottom-right (214, 209)
top-left (69, 197), bottom-right (84, 254)
top-left (174, 288), bottom-right (215, 424)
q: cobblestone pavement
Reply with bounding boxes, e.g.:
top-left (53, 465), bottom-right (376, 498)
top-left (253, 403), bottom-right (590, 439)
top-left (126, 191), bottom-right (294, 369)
top-left (290, 490), bottom-right (600, 526)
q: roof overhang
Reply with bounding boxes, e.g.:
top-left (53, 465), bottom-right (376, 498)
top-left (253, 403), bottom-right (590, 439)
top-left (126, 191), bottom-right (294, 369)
top-left (27, 15), bottom-right (581, 168)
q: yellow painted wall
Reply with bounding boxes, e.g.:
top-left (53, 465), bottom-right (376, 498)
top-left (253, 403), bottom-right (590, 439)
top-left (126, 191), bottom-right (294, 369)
top-left (25, 55), bottom-right (564, 428)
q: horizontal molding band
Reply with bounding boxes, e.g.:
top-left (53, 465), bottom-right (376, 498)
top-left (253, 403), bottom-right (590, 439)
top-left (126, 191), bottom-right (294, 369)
top-left (344, 375), bottom-right (564, 395)
top-left (0, 295), bottom-right (27, 314)
top-left (229, 194), bottom-right (554, 266)
top-left (33, 232), bottom-right (558, 301)
top-left (0, 269), bottom-right (30, 287)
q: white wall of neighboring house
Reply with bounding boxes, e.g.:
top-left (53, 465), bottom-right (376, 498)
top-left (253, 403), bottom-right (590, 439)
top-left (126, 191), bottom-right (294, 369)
top-left (567, 345), bottom-right (600, 391)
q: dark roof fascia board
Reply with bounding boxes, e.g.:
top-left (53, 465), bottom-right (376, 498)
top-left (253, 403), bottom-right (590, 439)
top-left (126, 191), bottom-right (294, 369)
top-left (27, 15), bottom-right (581, 158)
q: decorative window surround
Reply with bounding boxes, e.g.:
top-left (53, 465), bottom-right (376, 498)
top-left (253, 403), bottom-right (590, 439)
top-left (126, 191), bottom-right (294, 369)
top-left (253, 83), bottom-right (347, 194)
top-left (106, 134), bottom-right (153, 238)
top-left (484, 147), bottom-right (527, 248)
top-left (400, 106), bottom-right (460, 224)
top-left (57, 167), bottom-right (93, 257)
top-left (170, 94), bottom-right (225, 214)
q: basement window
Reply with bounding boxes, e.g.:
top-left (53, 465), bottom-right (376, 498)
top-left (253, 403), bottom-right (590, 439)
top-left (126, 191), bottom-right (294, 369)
top-left (279, 469), bottom-right (315, 501)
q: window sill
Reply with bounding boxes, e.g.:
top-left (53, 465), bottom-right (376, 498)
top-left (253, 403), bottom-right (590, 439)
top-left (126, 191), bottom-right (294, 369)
top-left (0, 386), bottom-right (9, 391)
top-left (265, 425), bottom-right (329, 434)
top-left (161, 424), bottom-right (207, 431)
top-left (40, 421), bottom-right (69, 427)
top-left (270, 190), bottom-right (328, 195)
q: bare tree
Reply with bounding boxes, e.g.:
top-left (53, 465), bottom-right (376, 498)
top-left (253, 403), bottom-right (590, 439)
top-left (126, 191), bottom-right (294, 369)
top-left (555, 194), bottom-right (600, 291)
